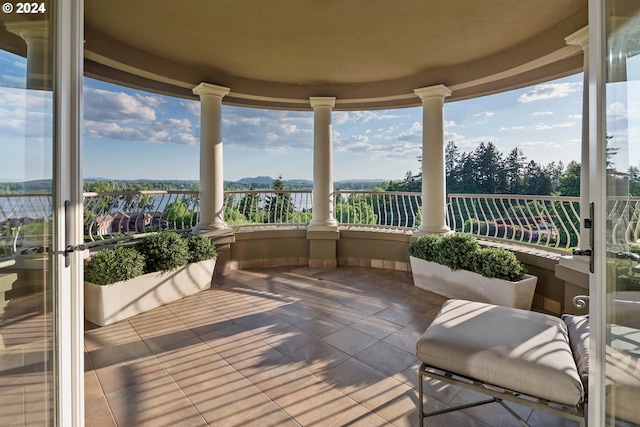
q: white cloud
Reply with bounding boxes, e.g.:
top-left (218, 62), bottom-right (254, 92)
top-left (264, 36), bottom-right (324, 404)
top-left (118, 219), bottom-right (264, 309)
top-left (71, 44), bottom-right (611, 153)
top-left (473, 111), bottom-right (494, 118)
top-left (519, 140), bottom-right (563, 149)
top-left (171, 133), bottom-right (198, 145)
top-left (533, 111), bottom-right (553, 116)
top-left (84, 120), bottom-right (167, 142)
top-left (499, 125), bottom-right (526, 131)
top-left (182, 100), bottom-right (200, 117)
top-left (333, 110), bottom-right (404, 125)
top-left (222, 107), bottom-right (313, 151)
top-left (518, 82), bottom-right (581, 103)
top-left (0, 74), bottom-right (25, 88)
top-left (608, 102), bottom-right (627, 119)
top-left (84, 87), bottom-right (160, 122)
top-left (533, 121), bottom-right (575, 130)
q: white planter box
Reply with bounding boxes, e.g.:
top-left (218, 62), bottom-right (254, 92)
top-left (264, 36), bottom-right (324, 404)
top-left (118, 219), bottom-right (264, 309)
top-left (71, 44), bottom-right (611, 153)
top-left (85, 258), bottom-right (216, 326)
top-left (409, 256), bottom-right (537, 310)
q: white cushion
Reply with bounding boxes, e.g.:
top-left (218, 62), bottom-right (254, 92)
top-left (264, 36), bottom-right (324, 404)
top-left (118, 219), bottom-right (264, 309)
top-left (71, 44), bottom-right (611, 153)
top-left (416, 299), bottom-right (584, 406)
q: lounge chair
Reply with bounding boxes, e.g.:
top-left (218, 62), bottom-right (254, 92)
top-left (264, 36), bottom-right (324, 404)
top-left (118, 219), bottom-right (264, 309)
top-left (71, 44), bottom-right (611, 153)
top-left (416, 299), bottom-right (587, 426)
top-left (416, 299), bottom-right (640, 426)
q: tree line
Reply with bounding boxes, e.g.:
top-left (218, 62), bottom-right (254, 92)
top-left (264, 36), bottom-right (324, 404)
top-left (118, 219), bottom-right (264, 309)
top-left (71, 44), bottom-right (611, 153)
top-left (386, 141), bottom-right (583, 197)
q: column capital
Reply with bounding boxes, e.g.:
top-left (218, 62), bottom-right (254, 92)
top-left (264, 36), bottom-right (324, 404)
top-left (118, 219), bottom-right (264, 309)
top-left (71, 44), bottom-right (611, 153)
top-left (565, 26), bottom-right (589, 50)
top-left (193, 82), bottom-right (230, 98)
top-left (414, 85), bottom-right (452, 101)
top-left (310, 97), bottom-right (336, 109)
top-left (5, 20), bottom-right (49, 42)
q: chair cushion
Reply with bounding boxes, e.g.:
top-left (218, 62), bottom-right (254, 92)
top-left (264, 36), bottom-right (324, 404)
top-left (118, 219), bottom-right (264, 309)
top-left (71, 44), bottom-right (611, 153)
top-left (416, 299), bottom-right (584, 406)
top-left (562, 314), bottom-right (589, 394)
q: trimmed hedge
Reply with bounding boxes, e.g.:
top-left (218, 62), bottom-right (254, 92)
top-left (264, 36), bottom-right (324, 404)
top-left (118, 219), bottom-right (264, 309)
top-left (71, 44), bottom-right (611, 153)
top-left (409, 232), bottom-right (527, 281)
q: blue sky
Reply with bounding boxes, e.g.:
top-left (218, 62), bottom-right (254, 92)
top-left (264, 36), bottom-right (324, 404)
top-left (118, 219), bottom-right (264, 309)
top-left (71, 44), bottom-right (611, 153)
top-left (82, 75), bottom-right (585, 182)
top-left (0, 48), bottom-right (617, 183)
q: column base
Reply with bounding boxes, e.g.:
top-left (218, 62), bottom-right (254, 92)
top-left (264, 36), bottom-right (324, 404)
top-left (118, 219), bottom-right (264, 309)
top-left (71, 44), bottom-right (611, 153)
top-left (192, 224), bottom-right (234, 238)
top-left (413, 225), bottom-right (452, 237)
top-left (192, 228), bottom-right (235, 276)
top-left (307, 227), bottom-right (340, 269)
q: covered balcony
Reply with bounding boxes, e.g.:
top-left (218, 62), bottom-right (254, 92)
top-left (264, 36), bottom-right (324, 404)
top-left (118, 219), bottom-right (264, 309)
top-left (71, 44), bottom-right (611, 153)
top-left (5, 0), bottom-right (640, 425)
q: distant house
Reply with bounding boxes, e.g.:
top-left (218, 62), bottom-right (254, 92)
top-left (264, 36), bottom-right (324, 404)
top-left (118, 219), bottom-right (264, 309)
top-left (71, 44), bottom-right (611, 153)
top-left (110, 212), bottom-right (166, 234)
top-left (93, 214), bottom-right (115, 236)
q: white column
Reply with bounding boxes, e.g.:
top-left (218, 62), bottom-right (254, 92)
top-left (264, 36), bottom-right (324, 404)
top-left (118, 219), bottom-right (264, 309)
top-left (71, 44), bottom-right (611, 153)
top-left (566, 27), bottom-right (590, 253)
top-left (309, 97), bottom-right (338, 230)
top-left (192, 83), bottom-right (231, 235)
top-left (414, 85), bottom-right (452, 235)
top-left (6, 21), bottom-right (51, 90)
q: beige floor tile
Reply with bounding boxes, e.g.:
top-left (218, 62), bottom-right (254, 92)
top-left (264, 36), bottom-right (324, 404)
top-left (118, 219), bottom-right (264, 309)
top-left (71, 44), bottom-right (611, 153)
top-left (78, 266), bottom-right (562, 427)
top-left (231, 401), bottom-right (301, 427)
top-left (94, 353), bottom-right (167, 395)
top-left (286, 339), bottom-right (351, 376)
top-left (272, 376), bottom-right (362, 426)
top-left (322, 326), bottom-right (379, 356)
top-left (105, 376), bottom-right (206, 427)
top-left (85, 396), bottom-right (117, 427)
top-left (355, 340), bottom-right (418, 376)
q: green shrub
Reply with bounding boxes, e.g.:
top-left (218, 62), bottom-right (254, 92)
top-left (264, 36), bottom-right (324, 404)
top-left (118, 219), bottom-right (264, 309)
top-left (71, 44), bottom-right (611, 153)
top-left (471, 247), bottom-right (526, 281)
top-left (408, 232), bottom-right (527, 281)
top-left (136, 232), bottom-right (189, 273)
top-left (84, 247), bottom-right (145, 286)
top-left (186, 234), bottom-right (217, 263)
top-left (435, 233), bottom-right (479, 271)
top-left (408, 234), bottom-right (442, 262)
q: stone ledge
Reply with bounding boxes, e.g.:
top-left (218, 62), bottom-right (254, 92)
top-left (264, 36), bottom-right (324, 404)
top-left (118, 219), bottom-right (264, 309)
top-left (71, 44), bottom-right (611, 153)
top-left (229, 257), bottom-right (309, 271)
top-left (338, 257), bottom-right (410, 272)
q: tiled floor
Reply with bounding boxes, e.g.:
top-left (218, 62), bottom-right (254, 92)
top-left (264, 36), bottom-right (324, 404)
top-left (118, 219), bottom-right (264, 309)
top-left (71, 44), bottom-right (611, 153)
top-left (84, 266), bottom-right (580, 426)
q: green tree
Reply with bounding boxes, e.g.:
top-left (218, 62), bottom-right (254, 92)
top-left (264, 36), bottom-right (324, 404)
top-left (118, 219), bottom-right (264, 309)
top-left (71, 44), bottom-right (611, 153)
top-left (629, 166), bottom-right (640, 196)
top-left (235, 189), bottom-right (262, 223)
top-left (523, 161), bottom-right (552, 195)
top-left (471, 142), bottom-right (505, 194)
top-left (504, 148), bottom-right (526, 194)
top-left (445, 141), bottom-right (464, 193)
top-left (559, 161), bottom-right (581, 196)
top-left (264, 175), bottom-right (295, 223)
top-left (335, 196), bottom-right (377, 225)
top-left (163, 200), bottom-right (197, 229)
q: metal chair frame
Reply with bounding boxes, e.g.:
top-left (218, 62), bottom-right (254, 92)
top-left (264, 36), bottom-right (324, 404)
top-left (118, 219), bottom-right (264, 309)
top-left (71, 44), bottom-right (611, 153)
top-left (418, 362), bottom-right (586, 427)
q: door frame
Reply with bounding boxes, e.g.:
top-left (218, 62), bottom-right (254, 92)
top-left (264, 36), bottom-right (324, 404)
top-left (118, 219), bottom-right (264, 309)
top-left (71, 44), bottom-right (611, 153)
top-left (53, 0), bottom-right (84, 425)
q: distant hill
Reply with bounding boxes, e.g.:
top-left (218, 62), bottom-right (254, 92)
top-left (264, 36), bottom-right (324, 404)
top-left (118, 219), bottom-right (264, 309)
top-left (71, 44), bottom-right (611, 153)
top-left (73, 177), bottom-right (388, 192)
top-left (237, 176), bottom-right (273, 184)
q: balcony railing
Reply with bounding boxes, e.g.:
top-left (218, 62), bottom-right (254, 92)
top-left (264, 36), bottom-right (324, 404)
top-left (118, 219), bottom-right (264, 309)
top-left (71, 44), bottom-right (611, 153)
top-left (447, 194), bottom-right (581, 251)
top-left (1, 190), bottom-right (596, 252)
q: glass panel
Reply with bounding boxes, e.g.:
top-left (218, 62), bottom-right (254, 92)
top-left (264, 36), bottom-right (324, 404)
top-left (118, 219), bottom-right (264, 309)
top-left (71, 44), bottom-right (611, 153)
top-left (0, 2), bottom-right (56, 425)
top-left (605, 0), bottom-right (640, 425)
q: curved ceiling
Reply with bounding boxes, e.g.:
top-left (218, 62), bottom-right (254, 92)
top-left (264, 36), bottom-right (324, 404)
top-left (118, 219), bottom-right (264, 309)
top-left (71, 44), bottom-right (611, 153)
top-left (3, 0), bottom-right (589, 110)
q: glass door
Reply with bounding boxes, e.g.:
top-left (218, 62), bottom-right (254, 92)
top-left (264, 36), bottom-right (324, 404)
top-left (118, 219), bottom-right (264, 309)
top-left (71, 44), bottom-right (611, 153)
top-left (593, 0), bottom-right (640, 425)
top-left (0, 0), bottom-right (84, 425)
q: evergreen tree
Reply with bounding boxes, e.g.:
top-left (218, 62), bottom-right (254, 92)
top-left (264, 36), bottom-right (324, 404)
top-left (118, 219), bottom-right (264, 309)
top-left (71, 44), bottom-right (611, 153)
top-left (504, 148), bottom-right (526, 194)
top-left (559, 161), bottom-right (581, 196)
top-left (445, 141), bottom-right (463, 193)
top-left (524, 161), bottom-right (552, 195)
top-left (471, 142), bottom-right (505, 193)
top-left (264, 175), bottom-right (295, 223)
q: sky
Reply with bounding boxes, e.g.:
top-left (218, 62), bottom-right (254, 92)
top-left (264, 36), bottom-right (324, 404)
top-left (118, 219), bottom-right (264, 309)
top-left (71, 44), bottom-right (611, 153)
top-left (2, 47), bottom-right (638, 183)
top-left (79, 74), bottom-right (585, 182)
